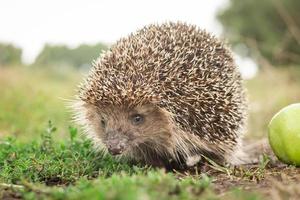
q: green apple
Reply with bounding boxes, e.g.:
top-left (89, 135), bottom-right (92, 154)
top-left (268, 103), bottom-right (300, 166)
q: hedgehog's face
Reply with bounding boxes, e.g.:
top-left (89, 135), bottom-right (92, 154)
top-left (84, 104), bottom-right (173, 156)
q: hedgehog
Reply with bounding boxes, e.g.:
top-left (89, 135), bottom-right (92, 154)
top-left (73, 22), bottom-right (247, 169)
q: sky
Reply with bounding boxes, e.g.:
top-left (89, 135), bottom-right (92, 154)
top-left (0, 0), bottom-right (257, 78)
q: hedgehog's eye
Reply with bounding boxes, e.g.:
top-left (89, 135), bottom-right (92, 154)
top-left (101, 118), bottom-right (106, 128)
top-left (131, 114), bottom-right (144, 126)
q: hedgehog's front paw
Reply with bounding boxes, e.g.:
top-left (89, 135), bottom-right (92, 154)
top-left (186, 155), bottom-right (201, 167)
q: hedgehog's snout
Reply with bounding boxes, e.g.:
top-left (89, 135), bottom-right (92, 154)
top-left (106, 131), bottom-right (129, 155)
top-left (107, 140), bottom-right (125, 155)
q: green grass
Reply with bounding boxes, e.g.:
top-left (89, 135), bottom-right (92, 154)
top-left (0, 122), bottom-right (138, 185)
top-left (0, 122), bottom-right (264, 200)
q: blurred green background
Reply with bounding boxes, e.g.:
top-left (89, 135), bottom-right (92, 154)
top-left (0, 0), bottom-right (299, 142)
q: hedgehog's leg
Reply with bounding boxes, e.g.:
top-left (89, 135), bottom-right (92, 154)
top-left (171, 127), bottom-right (230, 167)
top-left (129, 142), bottom-right (187, 170)
top-left (128, 143), bottom-right (166, 168)
top-left (144, 153), bottom-right (187, 170)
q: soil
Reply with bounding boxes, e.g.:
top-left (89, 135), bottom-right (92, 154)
top-left (196, 139), bottom-right (300, 199)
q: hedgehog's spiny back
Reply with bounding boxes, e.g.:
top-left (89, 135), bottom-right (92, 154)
top-left (80, 22), bottom-right (246, 152)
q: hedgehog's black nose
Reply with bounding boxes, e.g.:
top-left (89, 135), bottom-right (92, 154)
top-left (106, 131), bottom-right (128, 155)
top-left (107, 142), bottom-right (125, 155)
top-left (108, 146), bottom-right (122, 155)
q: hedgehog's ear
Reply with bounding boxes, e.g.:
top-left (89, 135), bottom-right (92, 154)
top-left (157, 107), bottom-right (174, 118)
top-left (149, 96), bottom-right (161, 105)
